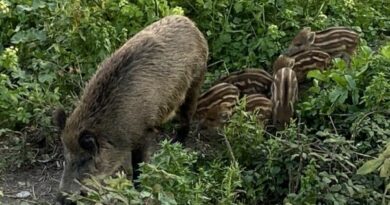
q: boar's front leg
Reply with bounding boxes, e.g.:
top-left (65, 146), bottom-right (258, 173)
top-left (132, 131), bottom-right (158, 182)
top-left (122, 151), bottom-right (133, 180)
top-left (174, 73), bottom-right (205, 144)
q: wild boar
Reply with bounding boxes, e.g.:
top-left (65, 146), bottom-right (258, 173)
top-left (271, 67), bottom-right (298, 127)
top-left (286, 27), bottom-right (313, 56)
top-left (214, 69), bottom-right (273, 97)
top-left (273, 49), bottom-right (331, 83)
top-left (244, 94), bottom-right (273, 122)
top-left (286, 26), bottom-right (359, 66)
top-left (195, 82), bottom-right (240, 129)
top-left (272, 55), bottom-right (295, 74)
top-left (53, 15), bottom-right (208, 204)
top-left (290, 49), bottom-right (331, 82)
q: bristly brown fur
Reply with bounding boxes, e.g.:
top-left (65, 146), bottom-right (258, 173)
top-left (272, 55), bottom-right (295, 74)
top-left (244, 94), bottom-right (273, 122)
top-left (214, 69), bottom-right (273, 97)
top-left (195, 82), bottom-right (240, 129)
top-left (55, 15), bottom-right (209, 201)
top-left (290, 49), bottom-right (332, 82)
top-left (286, 26), bottom-right (359, 66)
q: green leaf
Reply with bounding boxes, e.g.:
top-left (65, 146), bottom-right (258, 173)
top-left (357, 158), bottom-right (384, 175)
top-left (346, 185), bottom-right (355, 196)
top-left (330, 184), bottom-right (342, 192)
top-left (38, 73), bottom-right (54, 83)
top-left (382, 144), bottom-right (390, 158)
top-left (234, 2), bottom-right (243, 13)
top-left (380, 158), bottom-right (390, 177)
top-left (270, 166), bottom-right (281, 174)
top-left (10, 32), bottom-right (28, 44)
top-left (16, 5), bottom-right (33, 11)
top-left (219, 33), bottom-right (231, 43)
top-left (329, 88), bottom-right (348, 104)
top-left (307, 70), bottom-right (327, 81)
top-left (11, 29), bottom-right (47, 44)
top-left (352, 90), bottom-right (359, 105)
top-left (322, 177), bottom-right (331, 184)
top-left (32, 0), bottom-right (47, 9)
top-left (344, 75), bottom-right (356, 90)
top-left (380, 44), bottom-right (390, 60)
top-left (330, 73), bottom-right (346, 86)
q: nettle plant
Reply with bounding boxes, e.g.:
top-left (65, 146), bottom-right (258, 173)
top-left (68, 141), bottom-right (242, 205)
top-left (358, 142), bottom-right (390, 205)
top-left (0, 46), bottom-right (60, 130)
top-left (297, 42), bottom-right (389, 125)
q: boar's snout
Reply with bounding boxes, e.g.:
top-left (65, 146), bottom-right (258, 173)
top-left (57, 162), bottom-right (83, 203)
top-left (56, 192), bottom-right (76, 205)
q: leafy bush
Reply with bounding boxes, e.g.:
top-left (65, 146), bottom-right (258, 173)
top-left (0, 0), bottom-right (389, 204)
top-left (69, 141), bottom-right (242, 205)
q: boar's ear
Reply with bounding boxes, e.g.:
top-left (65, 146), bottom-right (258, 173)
top-left (79, 130), bottom-right (99, 154)
top-left (53, 108), bottom-right (67, 131)
top-left (307, 32), bottom-right (316, 44)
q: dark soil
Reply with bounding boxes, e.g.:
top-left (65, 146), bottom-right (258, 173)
top-left (0, 162), bottom-right (62, 205)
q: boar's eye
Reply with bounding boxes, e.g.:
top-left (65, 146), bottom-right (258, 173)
top-left (79, 130), bottom-right (99, 154)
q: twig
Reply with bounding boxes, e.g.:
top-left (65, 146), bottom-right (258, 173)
top-left (352, 151), bottom-right (376, 159)
top-left (351, 110), bottom-right (378, 140)
top-left (207, 60), bottom-right (224, 68)
top-left (154, 0), bottom-right (159, 17)
top-left (328, 115), bottom-right (339, 136)
top-left (382, 178), bottom-right (388, 205)
top-left (32, 185), bottom-right (36, 200)
top-left (294, 117), bottom-right (304, 193)
top-left (337, 161), bottom-right (352, 173)
top-left (220, 133), bottom-right (236, 163)
top-left (288, 168), bottom-right (293, 193)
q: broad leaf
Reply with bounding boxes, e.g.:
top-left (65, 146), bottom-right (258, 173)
top-left (307, 70), bottom-right (327, 82)
top-left (344, 75), bottom-right (356, 90)
top-left (380, 158), bottom-right (390, 178)
top-left (380, 44), bottom-right (390, 60)
top-left (357, 158), bottom-right (384, 175)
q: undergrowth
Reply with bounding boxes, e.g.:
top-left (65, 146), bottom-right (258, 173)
top-left (0, 0), bottom-right (389, 204)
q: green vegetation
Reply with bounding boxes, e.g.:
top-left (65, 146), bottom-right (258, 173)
top-left (0, 0), bottom-right (389, 204)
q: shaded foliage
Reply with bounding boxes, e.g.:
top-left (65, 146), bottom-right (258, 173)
top-left (0, 0), bottom-right (389, 204)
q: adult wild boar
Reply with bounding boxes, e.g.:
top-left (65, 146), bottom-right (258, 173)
top-left (53, 15), bottom-right (208, 203)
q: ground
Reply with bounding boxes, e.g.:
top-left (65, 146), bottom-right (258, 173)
top-left (0, 129), bottom-right (63, 205)
top-left (0, 163), bottom-right (62, 205)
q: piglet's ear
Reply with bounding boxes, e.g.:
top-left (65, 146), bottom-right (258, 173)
top-left (287, 58), bottom-right (296, 69)
top-left (79, 130), bottom-right (99, 154)
top-left (307, 32), bottom-right (316, 44)
top-left (302, 27), bottom-right (312, 32)
top-left (53, 108), bottom-right (67, 131)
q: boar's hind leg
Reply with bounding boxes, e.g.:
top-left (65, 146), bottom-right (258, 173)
top-left (174, 74), bottom-right (205, 144)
